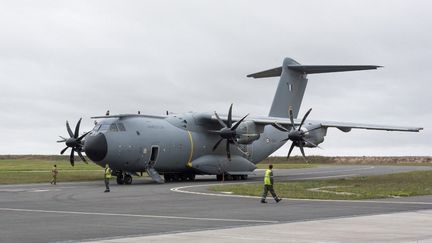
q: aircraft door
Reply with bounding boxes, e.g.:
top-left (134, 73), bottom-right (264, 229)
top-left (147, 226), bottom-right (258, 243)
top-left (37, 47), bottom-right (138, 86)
top-left (148, 146), bottom-right (159, 167)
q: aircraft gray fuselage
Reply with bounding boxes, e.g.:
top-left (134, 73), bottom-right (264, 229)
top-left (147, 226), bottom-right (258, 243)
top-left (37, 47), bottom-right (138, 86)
top-left (85, 112), bottom-right (319, 175)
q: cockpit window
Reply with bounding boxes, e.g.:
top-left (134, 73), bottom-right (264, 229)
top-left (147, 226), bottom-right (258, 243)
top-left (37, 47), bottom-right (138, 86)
top-left (99, 124), bottom-right (110, 132)
top-left (117, 123), bottom-right (126, 131)
top-left (109, 124), bottom-right (118, 132)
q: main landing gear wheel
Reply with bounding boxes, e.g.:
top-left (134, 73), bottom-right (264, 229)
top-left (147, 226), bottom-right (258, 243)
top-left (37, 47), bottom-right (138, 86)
top-left (116, 173), bottom-right (124, 185)
top-left (216, 174), bottom-right (248, 181)
top-left (124, 174), bottom-right (133, 185)
top-left (163, 173), bottom-right (196, 182)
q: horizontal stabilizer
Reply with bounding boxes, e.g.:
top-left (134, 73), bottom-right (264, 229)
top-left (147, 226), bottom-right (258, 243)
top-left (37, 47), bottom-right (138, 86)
top-left (247, 67), bottom-right (282, 78)
top-left (288, 65), bottom-right (382, 74)
top-left (247, 65), bottom-right (381, 78)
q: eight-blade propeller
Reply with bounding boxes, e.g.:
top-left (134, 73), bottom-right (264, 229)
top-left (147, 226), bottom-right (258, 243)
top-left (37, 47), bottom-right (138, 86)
top-left (212, 104), bottom-right (249, 161)
top-left (57, 118), bottom-right (89, 166)
top-left (273, 108), bottom-right (320, 162)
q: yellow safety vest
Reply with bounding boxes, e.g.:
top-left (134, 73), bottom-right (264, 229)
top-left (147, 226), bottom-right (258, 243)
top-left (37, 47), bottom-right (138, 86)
top-left (105, 167), bottom-right (112, 179)
top-left (264, 169), bottom-right (272, 185)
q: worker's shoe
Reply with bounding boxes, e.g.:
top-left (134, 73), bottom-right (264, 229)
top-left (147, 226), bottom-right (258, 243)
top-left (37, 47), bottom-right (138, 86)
top-left (260, 199), bottom-right (267, 203)
top-left (276, 198), bottom-right (282, 203)
top-left (104, 189), bottom-right (110, 193)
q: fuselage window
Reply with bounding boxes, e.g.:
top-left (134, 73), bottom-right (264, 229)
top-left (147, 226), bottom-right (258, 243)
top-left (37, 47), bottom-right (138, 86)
top-left (117, 123), bottom-right (126, 131)
top-left (109, 123), bottom-right (118, 132)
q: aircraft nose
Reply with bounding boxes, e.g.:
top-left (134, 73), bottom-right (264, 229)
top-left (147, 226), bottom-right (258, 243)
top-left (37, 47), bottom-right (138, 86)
top-left (84, 133), bottom-right (107, 162)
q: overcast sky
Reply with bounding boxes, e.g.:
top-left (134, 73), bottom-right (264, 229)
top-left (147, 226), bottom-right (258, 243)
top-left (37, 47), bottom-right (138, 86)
top-left (0, 0), bottom-right (431, 156)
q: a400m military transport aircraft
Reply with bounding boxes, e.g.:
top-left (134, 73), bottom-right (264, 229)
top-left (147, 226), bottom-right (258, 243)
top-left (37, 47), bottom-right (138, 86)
top-left (58, 57), bottom-right (422, 184)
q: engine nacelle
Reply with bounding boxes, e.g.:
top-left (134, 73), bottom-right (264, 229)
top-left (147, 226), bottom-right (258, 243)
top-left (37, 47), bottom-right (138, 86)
top-left (235, 121), bottom-right (262, 144)
top-left (302, 124), bottom-right (327, 148)
top-left (237, 134), bottom-right (260, 144)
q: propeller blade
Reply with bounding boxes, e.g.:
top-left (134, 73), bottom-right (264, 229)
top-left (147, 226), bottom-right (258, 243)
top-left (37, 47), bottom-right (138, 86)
top-left (74, 118), bottom-right (82, 138)
top-left (299, 144), bottom-right (308, 162)
top-left (66, 121), bottom-right (74, 137)
top-left (70, 150), bottom-right (75, 166)
top-left (60, 147), bottom-right (68, 155)
top-left (226, 140), bottom-right (231, 161)
top-left (227, 104), bottom-right (233, 128)
top-left (57, 136), bottom-right (67, 142)
top-left (298, 108), bottom-right (312, 131)
top-left (272, 122), bottom-right (289, 132)
top-left (231, 113), bottom-right (249, 131)
top-left (77, 151), bottom-right (88, 163)
top-left (287, 142), bottom-right (295, 159)
top-left (232, 139), bottom-right (248, 156)
top-left (304, 126), bottom-right (322, 134)
top-left (214, 112), bottom-right (227, 128)
top-left (289, 108), bottom-right (295, 130)
top-left (212, 138), bottom-right (224, 151)
top-left (303, 138), bottom-right (321, 148)
top-left (77, 131), bottom-right (90, 142)
top-left (208, 130), bottom-right (222, 134)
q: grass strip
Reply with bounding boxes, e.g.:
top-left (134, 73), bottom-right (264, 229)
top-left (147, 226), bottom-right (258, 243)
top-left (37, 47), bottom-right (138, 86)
top-left (0, 159), bottom-right (103, 184)
top-left (255, 163), bottom-right (316, 169)
top-left (210, 170), bottom-right (432, 200)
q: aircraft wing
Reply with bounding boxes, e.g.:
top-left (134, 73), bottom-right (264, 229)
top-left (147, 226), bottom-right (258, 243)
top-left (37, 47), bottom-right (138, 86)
top-left (91, 114), bottom-right (167, 119)
top-left (211, 114), bottom-right (423, 132)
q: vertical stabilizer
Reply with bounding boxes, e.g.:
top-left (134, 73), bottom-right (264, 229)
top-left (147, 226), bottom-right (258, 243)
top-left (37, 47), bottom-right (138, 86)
top-left (269, 58), bottom-right (307, 118)
top-left (247, 57), bottom-right (307, 118)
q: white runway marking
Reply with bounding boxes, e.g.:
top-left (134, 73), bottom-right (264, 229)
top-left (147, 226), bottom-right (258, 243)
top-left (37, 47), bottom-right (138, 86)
top-left (171, 182), bottom-right (432, 205)
top-left (0, 207), bottom-right (279, 224)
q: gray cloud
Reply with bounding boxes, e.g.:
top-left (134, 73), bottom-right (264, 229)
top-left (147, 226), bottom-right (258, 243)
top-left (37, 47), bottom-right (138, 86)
top-left (0, 0), bottom-right (430, 155)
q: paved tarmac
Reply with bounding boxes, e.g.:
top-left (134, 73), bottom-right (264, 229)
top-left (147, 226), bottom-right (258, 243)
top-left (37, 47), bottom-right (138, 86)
top-left (1, 165), bottom-right (432, 243)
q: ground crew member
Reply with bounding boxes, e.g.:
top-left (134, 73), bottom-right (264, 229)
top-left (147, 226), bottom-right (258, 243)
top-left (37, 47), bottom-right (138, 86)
top-left (50, 164), bottom-right (58, 185)
top-left (261, 164), bottom-right (281, 203)
top-left (104, 164), bottom-right (112, 192)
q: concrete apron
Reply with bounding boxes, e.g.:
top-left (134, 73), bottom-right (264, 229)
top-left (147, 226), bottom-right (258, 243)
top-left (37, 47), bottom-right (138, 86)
top-left (84, 209), bottom-right (432, 243)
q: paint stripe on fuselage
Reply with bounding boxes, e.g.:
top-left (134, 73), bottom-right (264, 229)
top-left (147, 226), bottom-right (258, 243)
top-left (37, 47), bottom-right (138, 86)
top-left (186, 131), bottom-right (194, 167)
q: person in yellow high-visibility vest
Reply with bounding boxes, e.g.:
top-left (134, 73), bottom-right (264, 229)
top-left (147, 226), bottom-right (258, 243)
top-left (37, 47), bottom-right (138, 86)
top-left (104, 164), bottom-right (112, 193)
top-left (261, 164), bottom-right (281, 203)
top-left (50, 164), bottom-right (58, 185)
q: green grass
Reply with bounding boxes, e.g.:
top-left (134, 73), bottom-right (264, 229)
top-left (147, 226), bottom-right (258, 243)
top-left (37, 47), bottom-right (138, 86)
top-left (210, 170), bottom-right (432, 200)
top-left (256, 163), bottom-right (316, 169)
top-left (0, 157), bottom-right (104, 184)
top-left (261, 156), bottom-right (432, 166)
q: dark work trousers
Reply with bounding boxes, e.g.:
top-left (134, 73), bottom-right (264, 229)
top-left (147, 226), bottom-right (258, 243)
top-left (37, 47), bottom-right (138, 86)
top-left (104, 178), bottom-right (110, 191)
top-left (261, 185), bottom-right (278, 200)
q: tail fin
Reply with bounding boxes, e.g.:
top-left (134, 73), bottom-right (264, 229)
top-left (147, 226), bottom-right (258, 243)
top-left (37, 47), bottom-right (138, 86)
top-left (247, 57), bottom-right (381, 118)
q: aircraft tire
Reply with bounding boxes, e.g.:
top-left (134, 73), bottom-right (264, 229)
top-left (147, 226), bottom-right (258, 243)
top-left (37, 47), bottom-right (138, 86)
top-left (187, 174), bottom-right (196, 181)
top-left (116, 174), bottom-right (125, 185)
top-left (124, 174), bottom-right (133, 185)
